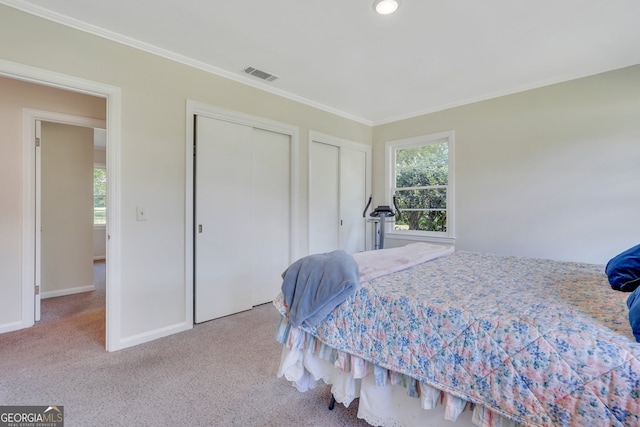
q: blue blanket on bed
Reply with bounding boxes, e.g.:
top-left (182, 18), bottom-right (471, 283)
top-left (281, 250), bottom-right (360, 329)
top-left (606, 243), bottom-right (640, 292)
top-left (627, 287), bottom-right (640, 343)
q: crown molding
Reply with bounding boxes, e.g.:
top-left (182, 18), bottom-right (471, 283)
top-left (1, 0), bottom-right (372, 126)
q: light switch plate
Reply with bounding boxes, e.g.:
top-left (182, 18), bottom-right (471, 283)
top-left (136, 206), bottom-right (147, 221)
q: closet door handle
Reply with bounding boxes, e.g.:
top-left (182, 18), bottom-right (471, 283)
top-left (198, 224), bottom-right (203, 233)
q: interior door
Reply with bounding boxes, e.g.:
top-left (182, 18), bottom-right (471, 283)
top-left (195, 117), bottom-right (254, 323)
top-left (35, 120), bottom-right (42, 321)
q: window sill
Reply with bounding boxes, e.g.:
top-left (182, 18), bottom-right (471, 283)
top-left (386, 232), bottom-right (456, 245)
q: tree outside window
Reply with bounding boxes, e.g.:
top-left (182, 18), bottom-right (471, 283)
top-left (394, 143), bottom-right (448, 232)
top-left (386, 131), bottom-right (454, 240)
top-left (94, 167), bottom-right (106, 226)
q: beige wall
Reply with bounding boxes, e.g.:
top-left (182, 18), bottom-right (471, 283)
top-left (374, 65), bottom-right (640, 263)
top-left (0, 5), bottom-right (371, 342)
top-left (41, 122), bottom-right (94, 296)
top-left (0, 75), bottom-right (105, 330)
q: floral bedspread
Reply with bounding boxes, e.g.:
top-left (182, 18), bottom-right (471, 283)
top-left (273, 251), bottom-right (640, 426)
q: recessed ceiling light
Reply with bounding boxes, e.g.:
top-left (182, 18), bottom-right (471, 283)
top-left (373, 0), bottom-right (399, 15)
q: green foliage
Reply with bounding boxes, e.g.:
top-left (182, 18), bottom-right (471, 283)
top-left (94, 168), bottom-right (107, 225)
top-left (394, 144), bottom-right (448, 232)
top-left (396, 143), bottom-right (448, 169)
top-left (94, 168), bottom-right (107, 196)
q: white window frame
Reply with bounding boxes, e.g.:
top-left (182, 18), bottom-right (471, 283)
top-left (385, 130), bottom-right (455, 244)
top-left (93, 162), bottom-right (107, 229)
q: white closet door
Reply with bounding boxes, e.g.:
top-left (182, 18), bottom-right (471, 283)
top-left (309, 138), bottom-right (368, 255)
top-left (195, 117), bottom-right (254, 323)
top-left (195, 117), bottom-right (292, 322)
top-left (309, 141), bottom-right (340, 254)
top-left (340, 147), bottom-right (367, 254)
top-left (251, 128), bottom-right (291, 305)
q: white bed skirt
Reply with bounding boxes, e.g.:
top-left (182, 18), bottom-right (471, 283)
top-left (276, 318), bottom-right (518, 427)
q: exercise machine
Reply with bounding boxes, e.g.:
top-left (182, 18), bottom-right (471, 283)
top-left (362, 195), bottom-right (400, 250)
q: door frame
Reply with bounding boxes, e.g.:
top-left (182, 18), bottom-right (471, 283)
top-left (30, 112), bottom-right (106, 322)
top-left (0, 58), bottom-right (123, 351)
top-left (185, 100), bottom-right (301, 324)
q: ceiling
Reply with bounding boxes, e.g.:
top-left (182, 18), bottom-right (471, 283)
top-left (5, 0), bottom-right (640, 125)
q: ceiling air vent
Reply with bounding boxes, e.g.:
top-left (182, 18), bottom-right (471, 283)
top-left (244, 66), bottom-right (278, 82)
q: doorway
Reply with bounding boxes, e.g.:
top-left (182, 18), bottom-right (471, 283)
top-left (0, 58), bottom-right (123, 351)
top-left (30, 112), bottom-right (106, 321)
top-left (36, 119), bottom-right (106, 327)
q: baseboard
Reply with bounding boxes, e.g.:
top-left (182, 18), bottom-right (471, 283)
top-left (41, 284), bottom-right (96, 299)
top-left (0, 319), bottom-right (32, 334)
top-left (114, 321), bottom-right (193, 351)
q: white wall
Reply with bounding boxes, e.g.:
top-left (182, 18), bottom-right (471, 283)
top-left (0, 5), bottom-right (371, 344)
top-left (373, 65), bottom-right (640, 264)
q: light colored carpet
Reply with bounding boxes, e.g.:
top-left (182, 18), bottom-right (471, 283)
top-left (37, 260), bottom-right (106, 326)
top-left (0, 261), bottom-right (368, 426)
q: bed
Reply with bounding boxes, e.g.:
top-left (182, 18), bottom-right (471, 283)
top-left (273, 244), bottom-right (640, 427)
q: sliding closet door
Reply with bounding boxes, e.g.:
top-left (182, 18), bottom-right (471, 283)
top-left (251, 128), bottom-right (290, 305)
top-left (195, 116), bottom-right (291, 323)
top-left (308, 142), bottom-right (340, 254)
top-left (309, 137), bottom-right (368, 255)
top-left (195, 117), bottom-right (254, 323)
top-left (340, 147), bottom-right (367, 253)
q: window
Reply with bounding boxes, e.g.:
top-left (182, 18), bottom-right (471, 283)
top-left (93, 165), bottom-right (107, 226)
top-left (385, 131), bottom-right (455, 242)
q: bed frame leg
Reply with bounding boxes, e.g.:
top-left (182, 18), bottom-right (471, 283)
top-left (328, 394), bottom-right (336, 410)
